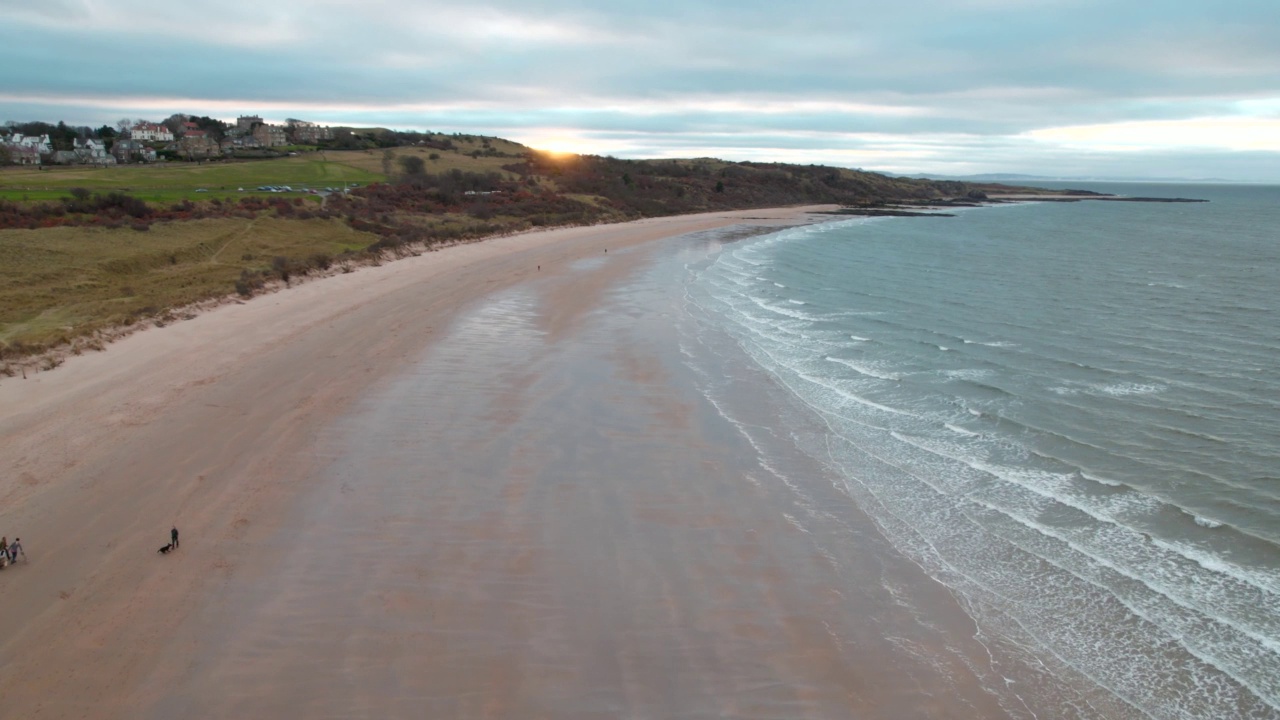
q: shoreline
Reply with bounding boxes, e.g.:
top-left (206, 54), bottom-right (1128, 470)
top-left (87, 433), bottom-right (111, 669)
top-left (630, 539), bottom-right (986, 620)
top-left (117, 217), bottom-right (1013, 718)
top-left (0, 209), bottom-right (832, 383)
top-left (0, 205), bottom-right (837, 718)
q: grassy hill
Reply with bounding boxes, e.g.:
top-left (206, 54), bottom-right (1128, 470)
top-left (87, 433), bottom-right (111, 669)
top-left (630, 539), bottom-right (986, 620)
top-left (0, 133), bottom-right (1016, 367)
top-left (0, 133), bottom-right (530, 204)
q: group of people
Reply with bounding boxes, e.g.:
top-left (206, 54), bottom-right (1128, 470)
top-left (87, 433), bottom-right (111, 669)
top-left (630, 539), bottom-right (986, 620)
top-left (0, 536), bottom-right (25, 568)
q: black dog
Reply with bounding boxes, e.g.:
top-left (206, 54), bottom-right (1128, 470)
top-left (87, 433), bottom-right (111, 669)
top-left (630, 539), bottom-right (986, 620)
top-left (158, 543), bottom-right (173, 554)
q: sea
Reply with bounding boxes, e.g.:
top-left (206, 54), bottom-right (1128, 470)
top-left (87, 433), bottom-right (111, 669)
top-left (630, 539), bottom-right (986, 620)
top-left (676, 184), bottom-right (1280, 719)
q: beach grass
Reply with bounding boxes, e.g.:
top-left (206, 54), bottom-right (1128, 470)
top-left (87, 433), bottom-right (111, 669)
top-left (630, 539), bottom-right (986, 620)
top-left (0, 217), bottom-right (379, 353)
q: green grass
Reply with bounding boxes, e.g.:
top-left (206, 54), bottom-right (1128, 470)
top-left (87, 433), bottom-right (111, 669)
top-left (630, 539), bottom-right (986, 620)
top-left (0, 153), bottom-right (386, 203)
top-left (0, 217), bottom-right (380, 352)
top-left (0, 141), bottom-right (535, 205)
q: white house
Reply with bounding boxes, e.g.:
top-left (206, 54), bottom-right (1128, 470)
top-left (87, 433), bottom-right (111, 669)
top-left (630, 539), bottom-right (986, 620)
top-left (130, 122), bottom-right (174, 142)
top-left (1, 133), bottom-right (52, 164)
top-left (73, 138), bottom-right (116, 165)
top-left (79, 138), bottom-right (113, 164)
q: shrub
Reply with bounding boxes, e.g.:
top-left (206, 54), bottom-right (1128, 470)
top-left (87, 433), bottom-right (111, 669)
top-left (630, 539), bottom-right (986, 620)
top-left (271, 256), bottom-right (292, 284)
top-left (235, 269), bottom-right (264, 297)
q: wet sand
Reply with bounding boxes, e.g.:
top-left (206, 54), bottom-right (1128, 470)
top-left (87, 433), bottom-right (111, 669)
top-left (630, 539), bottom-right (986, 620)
top-left (0, 206), bottom-right (1014, 718)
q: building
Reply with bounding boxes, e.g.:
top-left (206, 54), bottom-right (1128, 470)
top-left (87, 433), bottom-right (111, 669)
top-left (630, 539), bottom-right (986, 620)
top-left (73, 138), bottom-right (116, 165)
top-left (111, 139), bottom-right (157, 163)
top-left (220, 134), bottom-right (263, 154)
top-left (177, 132), bottom-right (221, 158)
top-left (236, 115), bottom-right (264, 131)
top-left (1, 133), bottom-right (51, 164)
top-left (286, 120), bottom-right (334, 144)
top-left (130, 122), bottom-right (174, 142)
top-left (251, 123), bottom-right (288, 147)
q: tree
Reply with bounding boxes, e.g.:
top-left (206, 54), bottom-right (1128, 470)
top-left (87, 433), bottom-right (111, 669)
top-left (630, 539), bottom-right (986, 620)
top-left (398, 155), bottom-right (425, 177)
top-left (51, 121), bottom-right (75, 151)
top-left (715, 181), bottom-right (725, 193)
top-left (329, 129), bottom-right (365, 150)
top-left (188, 115), bottom-right (228, 141)
top-left (162, 113), bottom-right (187, 136)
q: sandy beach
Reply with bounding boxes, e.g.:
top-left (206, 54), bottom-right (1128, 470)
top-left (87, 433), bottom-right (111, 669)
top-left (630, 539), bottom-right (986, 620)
top-left (0, 206), bottom-right (1017, 719)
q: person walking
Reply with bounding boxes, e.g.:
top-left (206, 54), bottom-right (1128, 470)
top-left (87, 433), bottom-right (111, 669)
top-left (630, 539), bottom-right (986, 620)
top-left (9, 537), bottom-right (24, 563)
top-left (171, 526), bottom-right (179, 550)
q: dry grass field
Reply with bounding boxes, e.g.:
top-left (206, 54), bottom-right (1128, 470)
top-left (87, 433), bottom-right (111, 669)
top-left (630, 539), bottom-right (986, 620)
top-left (0, 136), bottom-right (547, 363)
top-left (0, 217), bottom-right (379, 355)
top-left (324, 145), bottom-right (526, 178)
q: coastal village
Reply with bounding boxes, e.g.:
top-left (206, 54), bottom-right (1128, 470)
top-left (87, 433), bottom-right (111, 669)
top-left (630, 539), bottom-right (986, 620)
top-left (0, 115), bottom-right (335, 166)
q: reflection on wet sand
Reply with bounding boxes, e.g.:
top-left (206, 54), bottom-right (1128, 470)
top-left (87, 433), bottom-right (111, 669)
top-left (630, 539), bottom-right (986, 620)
top-left (155, 238), bottom-right (1011, 719)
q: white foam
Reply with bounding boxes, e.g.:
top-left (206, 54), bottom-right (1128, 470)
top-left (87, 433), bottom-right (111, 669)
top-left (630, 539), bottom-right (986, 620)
top-left (825, 356), bottom-right (901, 381)
top-left (1081, 471), bottom-right (1124, 488)
top-left (1190, 513), bottom-right (1225, 529)
top-left (941, 369), bottom-right (994, 381)
top-left (849, 334), bottom-right (870, 342)
top-left (1092, 382), bottom-right (1166, 397)
top-left (797, 371), bottom-right (913, 415)
top-left (749, 296), bottom-right (819, 321)
top-left (967, 493), bottom-right (1280, 704)
top-left (945, 423), bottom-right (980, 437)
top-left (1151, 536), bottom-right (1280, 596)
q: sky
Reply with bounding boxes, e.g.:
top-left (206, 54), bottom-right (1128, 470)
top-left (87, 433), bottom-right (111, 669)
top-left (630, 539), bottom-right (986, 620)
top-left (2, 0), bottom-right (1279, 180)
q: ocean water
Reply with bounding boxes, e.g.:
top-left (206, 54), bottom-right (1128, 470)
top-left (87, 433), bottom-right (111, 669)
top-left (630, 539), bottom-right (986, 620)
top-left (679, 185), bottom-right (1280, 719)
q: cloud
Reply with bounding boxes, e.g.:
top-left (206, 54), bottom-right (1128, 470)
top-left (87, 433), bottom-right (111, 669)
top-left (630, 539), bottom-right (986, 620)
top-left (1, 0), bottom-right (1279, 179)
top-left (1025, 117), bottom-right (1280, 152)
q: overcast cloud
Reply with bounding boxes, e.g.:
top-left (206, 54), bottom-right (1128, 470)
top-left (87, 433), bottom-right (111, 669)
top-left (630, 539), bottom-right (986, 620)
top-left (2, 0), bottom-right (1278, 179)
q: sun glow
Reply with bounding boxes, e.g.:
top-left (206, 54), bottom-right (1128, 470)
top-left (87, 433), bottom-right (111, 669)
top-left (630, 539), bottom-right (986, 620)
top-left (524, 135), bottom-right (595, 157)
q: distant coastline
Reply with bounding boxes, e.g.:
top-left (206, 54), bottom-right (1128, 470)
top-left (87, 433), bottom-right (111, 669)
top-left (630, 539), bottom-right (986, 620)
top-left (817, 189), bottom-right (1207, 218)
